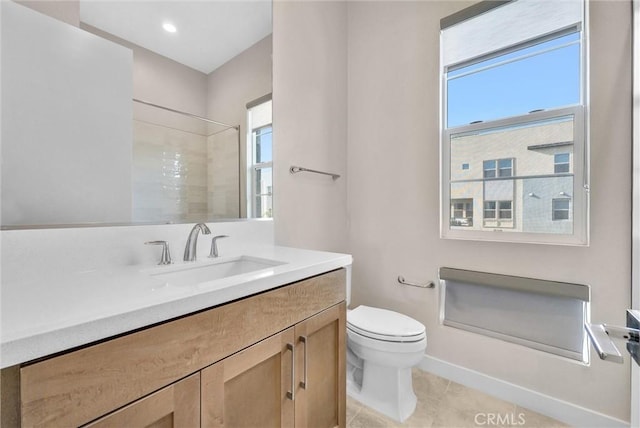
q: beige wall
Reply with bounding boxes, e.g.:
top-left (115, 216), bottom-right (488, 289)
top-left (81, 24), bottom-right (208, 117)
top-left (346, 0), bottom-right (632, 421)
top-left (16, 0), bottom-right (79, 26)
top-left (207, 35), bottom-right (273, 217)
top-left (274, 0), bottom-right (632, 421)
top-left (273, 1), bottom-right (348, 252)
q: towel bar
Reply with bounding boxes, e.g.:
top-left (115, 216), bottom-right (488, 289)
top-left (397, 276), bottom-right (435, 289)
top-left (290, 166), bottom-right (340, 180)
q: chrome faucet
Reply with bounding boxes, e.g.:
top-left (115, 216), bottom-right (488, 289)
top-left (209, 235), bottom-right (229, 258)
top-left (184, 223), bottom-right (211, 261)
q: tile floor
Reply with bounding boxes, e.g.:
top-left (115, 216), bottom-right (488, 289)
top-left (346, 369), bottom-right (569, 428)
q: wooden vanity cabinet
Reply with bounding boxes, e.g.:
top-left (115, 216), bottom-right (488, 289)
top-left (294, 304), bottom-right (346, 428)
top-left (200, 303), bottom-right (346, 428)
top-left (14, 269), bottom-right (346, 428)
top-left (84, 373), bottom-right (201, 428)
top-left (201, 327), bottom-right (296, 427)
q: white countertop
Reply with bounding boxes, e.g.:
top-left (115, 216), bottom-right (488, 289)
top-left (0, 245), bottom-right (352, 368)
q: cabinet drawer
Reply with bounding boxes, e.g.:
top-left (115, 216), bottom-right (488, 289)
top-left (20, 269), bottom-right (346, 427)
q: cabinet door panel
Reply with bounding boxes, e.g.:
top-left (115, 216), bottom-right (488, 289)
top-left (295, 303), bottom-right (346, 428)
top-left (84, 373), bottom-right (199, 428)
top-left (201, 328), bottom-right (295, 427)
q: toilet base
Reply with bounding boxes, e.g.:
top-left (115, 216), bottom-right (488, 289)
top-left (346, 360), bottom-right (418, 423)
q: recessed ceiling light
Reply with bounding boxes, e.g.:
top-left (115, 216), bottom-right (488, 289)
top-left (163, 22), bottom-right (177, 33)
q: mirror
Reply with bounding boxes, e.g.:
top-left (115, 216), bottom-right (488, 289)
top-left (0, 0), bottom-right (272, 228)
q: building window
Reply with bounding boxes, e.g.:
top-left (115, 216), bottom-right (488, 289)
top-left (484, 201), bottom-right (512, 220)
top-left (552, 198), bottom-right (570, 220)
top-left (440, 0), bottom-right (588, 245)
top-left (483, 201), bottom-right (496, 219)
top-left (462, 163), bottom-right (469, 170)
top-left (554, 153), bottom-right (570, 174)
top-left (484, 159), bottom-right (513, 179)
top-left (499, 201), bottom-right (513, 219)
top-left (247, 97), bottom-right (273, 218)
top-left (451, 198), bottom-right (473, 226)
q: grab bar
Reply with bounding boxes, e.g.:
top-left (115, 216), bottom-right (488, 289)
top-left (398, 276), bottom-right (435, 289)
top-left (290, 166), bottom-right (340, 180)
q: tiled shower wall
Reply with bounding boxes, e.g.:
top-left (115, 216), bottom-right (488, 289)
top-left (132, 120), bottom-right (209, 222)
top-left (132, 120), bottom-right (241, 223)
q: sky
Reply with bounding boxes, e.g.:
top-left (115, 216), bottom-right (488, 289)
top-left (446, 33), bottom-right (581, 128)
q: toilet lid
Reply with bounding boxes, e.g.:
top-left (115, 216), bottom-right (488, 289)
top-left (347, 305), bottom-right (426, 342)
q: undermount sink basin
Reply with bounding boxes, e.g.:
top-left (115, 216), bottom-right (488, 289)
top-left (150, 256), bottom-right (286, 287)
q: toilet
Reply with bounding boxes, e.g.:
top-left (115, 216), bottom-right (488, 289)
top-left (345, 268), bottom-right (427, 422)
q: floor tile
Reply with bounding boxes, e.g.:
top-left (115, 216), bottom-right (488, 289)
top-left (346, 370), bottom-right (568, 428)
top-left (347, 396), bottom-right (364, 425)
top-left (348, 406), bottom-right (394, 428)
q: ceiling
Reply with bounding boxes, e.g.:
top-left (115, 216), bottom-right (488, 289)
top-left (79, 1), bottom-right (272, 75)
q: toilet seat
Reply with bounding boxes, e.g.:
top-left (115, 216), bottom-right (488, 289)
top-left (347, 305), bottom-right (426, 343)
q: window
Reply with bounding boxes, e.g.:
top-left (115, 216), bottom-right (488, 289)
top-left (451, 198), bottom-right (473, 226)
top-left (554, 153), bottom-right (571, 174)
top-left (441, 0), bottom-right (588, 245)
top-left (484, 159), bottom-right (513, 179)
top-left (483, 201), bottom-right (496, 219)
top-left (483, 160), bottom-right (496, 178)
top-left (247, 96), bottom-right (273, 218)
top-left (552, 198), bottom-right (570, 220)
top-left (462, 163), bottom-right (469, 170)
top-left (484, 201), bottom-right (512, 220)
top-left (499, 201), bottom-right (512, 219)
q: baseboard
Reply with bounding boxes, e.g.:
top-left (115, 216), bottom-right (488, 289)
top-left (419, 355), bottom-right (629, 428)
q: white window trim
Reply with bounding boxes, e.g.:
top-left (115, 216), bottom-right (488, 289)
top-left (440, 1), bottom-right (589, 246)
top-left (247, 124), bottom-right (273, 219)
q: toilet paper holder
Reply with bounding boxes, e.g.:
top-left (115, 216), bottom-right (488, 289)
top-left (397, 276), bottom-right (435, 289)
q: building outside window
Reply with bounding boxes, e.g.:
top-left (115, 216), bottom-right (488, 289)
top-left (483, 159), bottom-right (513, 178)
top-left (451, 198), bottom-right (473, 226)
top-left (484, 201), bottom-right (497, 219)
top-left (483, 200), bottom-right (513, 228)
top-left (247, 96), bottom-right (272, 218)
top-left (554, 153), bottom-right (571, 174)
top-left (441, 0), bottom-right (587, 244)
top-left (552, 198), bottom-right (570, 220)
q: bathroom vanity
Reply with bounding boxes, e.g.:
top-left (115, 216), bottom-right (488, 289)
top-left (1, 236), bottom-right (351, 428)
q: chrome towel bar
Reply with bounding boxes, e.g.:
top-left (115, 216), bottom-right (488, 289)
top-left (290, 166), bottom-right (340, 180)
top-left (397, 276), bottom-right (435, 289)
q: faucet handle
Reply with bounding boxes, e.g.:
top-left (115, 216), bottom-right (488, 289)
top-left (209, 235), bottom-right (229, 258)
top-left (145, 241), bottom-right (172, 265)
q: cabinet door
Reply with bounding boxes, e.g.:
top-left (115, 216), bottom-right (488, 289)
top-left (294, 302), bottom-right (346, 428)
top-left (84, 373), bottom-right (200, 428)
top-left (201, 328), bottom-right (295, 427)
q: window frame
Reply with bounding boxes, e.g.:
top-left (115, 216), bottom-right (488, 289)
top-left (249, 124), bottom-right (272, 219)
top-left (440, 16), bottom-right (589, 246)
